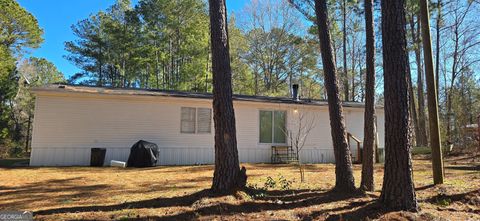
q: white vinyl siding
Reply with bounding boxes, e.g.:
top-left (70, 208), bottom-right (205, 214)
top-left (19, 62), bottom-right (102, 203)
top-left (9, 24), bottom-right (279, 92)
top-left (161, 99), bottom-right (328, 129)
top-left (259, 110), bottom-right (286, 144)
top-left (197, 108), bottom-right (212, 133)
top-left (181, 107), bottom-right (196, 133)
top-left (29, 91), bottom-right (385, 166)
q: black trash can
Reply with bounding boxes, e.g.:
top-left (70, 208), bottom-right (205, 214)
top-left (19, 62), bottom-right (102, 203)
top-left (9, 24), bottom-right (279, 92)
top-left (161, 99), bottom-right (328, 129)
top-left (90, 148), bottom-right (106, 166)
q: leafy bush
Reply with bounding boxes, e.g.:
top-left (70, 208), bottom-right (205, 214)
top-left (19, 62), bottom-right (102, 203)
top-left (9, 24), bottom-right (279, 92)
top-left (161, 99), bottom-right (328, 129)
top-left (263, 175), bottom-right (293, 190)
top-left (264, 176), bottom-right (277, 189)
top-left (278, 175), bottom-right (292, 190)
top-left (8, 145), bottom-right (24, 157)
top-left (435, 198), bottom-right (452, 207)
top-left (0, 139), bottom-right (24, 158)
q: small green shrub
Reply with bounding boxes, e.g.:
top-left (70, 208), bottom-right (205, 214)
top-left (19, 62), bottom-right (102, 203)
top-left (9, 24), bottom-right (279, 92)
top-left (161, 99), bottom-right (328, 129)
top-left (264, 176), bottom-right (277, 189)
top-left (435, 198), bottom-right (451, 207)
top-left (118, 217), bottom-right (130, 221)
top-left (8, 146), bottom-right (23, 157)
top-left (278, 175), bottom-right (292, 190)
top-left (262, 175), bottom-right (293, 190)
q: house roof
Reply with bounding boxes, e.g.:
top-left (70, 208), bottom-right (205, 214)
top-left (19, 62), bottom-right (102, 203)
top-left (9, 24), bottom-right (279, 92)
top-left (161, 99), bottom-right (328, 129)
top-left (32, 84), bottom-right (380, 109)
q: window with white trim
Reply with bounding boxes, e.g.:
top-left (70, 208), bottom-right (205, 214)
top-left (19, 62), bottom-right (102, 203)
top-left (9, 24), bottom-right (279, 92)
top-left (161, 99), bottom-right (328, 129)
top-left (259, 110), bottom-right (286, 143)
top-left (181, 107), bottom-right (212, 134)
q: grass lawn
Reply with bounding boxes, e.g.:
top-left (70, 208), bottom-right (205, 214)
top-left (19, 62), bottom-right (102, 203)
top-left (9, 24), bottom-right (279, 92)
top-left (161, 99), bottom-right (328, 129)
top-left (0, 155), bottom-right (479, 221)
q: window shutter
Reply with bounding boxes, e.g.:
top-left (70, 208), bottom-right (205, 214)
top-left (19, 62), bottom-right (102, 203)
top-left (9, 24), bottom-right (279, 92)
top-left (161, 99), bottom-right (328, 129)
top-left (197, 108), bottom-right (212, 133)
top-left (181, 107), bottom-right (196, 133)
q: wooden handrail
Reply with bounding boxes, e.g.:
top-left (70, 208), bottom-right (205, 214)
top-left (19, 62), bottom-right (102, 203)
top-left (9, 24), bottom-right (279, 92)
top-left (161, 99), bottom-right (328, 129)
top-left (347, 132), bottom-right (362, 163)
top-left (347, 133), bottom-right (362, 143)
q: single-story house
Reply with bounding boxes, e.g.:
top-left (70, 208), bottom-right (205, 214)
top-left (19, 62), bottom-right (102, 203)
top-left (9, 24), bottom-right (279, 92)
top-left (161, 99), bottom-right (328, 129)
top-left (29, 84), bottom-right (385, 166)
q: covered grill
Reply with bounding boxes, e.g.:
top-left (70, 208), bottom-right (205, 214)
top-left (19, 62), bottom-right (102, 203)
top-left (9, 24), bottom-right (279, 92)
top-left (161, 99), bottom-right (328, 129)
top-left (127, 140), bottom-right (159, 167)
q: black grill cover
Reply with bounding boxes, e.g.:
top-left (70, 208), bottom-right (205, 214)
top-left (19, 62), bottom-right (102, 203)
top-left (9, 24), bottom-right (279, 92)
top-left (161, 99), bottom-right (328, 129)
top-left (127, 140), bottom-right (159, 167)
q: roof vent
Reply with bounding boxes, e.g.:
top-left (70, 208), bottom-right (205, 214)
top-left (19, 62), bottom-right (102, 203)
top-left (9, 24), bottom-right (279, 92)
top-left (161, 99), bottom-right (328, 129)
top-left (292, 84), bottom-right (299, 101)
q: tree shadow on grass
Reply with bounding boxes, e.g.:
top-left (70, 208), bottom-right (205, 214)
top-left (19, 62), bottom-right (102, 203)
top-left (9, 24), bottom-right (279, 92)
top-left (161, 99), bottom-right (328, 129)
top-left (423, 189), bottom-right (480, 205)
top-left (445, 165), bottom-right (480, 171)
top-left (34, 189), bottom-right (213, 216)
top-left (444, 154), bottom-right (480, 162)
top-left (415, 184), bottom-right (435, 191)
top-left (35, 188), bottom-right (365, 220)
top-left (0, 177), bottom-right (111, 209)
top-left (1, 176), bottom-right (203, 209)
top-left (322, 201), bottom-right (387, 221)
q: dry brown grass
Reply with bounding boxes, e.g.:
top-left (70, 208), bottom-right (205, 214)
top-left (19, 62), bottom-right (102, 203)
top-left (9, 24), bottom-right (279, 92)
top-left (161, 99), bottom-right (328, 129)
top-left (0, 154), bottom-right (479, 221)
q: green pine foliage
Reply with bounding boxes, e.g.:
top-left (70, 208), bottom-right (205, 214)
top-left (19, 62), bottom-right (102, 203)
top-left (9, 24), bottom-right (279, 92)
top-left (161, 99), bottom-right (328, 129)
top-left (64, 0), bottom-right (324, 99)
top-left (0, 0), bottom-right (43, 53)
top-left (0, 0), bottom-right (45, 157)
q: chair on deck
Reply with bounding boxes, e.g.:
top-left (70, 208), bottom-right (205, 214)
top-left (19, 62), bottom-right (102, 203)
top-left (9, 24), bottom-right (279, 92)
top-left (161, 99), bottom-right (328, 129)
top-left (271, 145), bottom-right (298, 164)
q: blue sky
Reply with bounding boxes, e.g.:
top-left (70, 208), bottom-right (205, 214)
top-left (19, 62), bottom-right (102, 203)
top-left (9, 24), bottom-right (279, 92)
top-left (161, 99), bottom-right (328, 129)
top-left (17, 0), bottom-right (249, 78)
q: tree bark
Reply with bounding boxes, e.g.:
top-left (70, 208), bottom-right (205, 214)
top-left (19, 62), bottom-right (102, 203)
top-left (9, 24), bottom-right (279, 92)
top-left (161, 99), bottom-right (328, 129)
top-left (25, 114), bottom-right (32, 153)
top-left (407, 54), bottom-right (420, 147)
top-left (446, 17), bottom-right (460, 144)
top-left (351, 36), bottom-right (356, 102)
top-left (419, 0), bottom-right (444, 185)
top-left (342, 0), bottom-right (349, 101)
top-left (360, 0), bottom-right (375, 192)
top-left (477, 114), bottom-right (480, 151)
top-left (314, 0), bottom-right (356, 192)
top-left (208, 0), bottom-right (246, 192)
top-left (380, 0), bottom-right (418, 211)
top-left (410, 15), bottom-right (428, 147)
top-left (435, 0), bottom-right (442, 94)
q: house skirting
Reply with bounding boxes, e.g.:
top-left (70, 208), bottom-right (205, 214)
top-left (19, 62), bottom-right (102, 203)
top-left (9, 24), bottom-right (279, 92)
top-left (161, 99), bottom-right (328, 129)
top-left (29, 147), bottom-right (337, 166)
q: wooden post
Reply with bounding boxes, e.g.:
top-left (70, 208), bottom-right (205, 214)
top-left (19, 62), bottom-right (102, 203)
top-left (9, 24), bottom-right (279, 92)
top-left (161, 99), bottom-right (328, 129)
top-left (374, 116), bottom-right (380, 163)
top-left (477, 114), bottom-right (480, 151)
top-left (419, 0), bottom-right (444, 184)
top-left (347, 132), bottom-right (352, 161)
top-left (357, 141), bottom-right (361, 163)
top-left (25, 114), bottom-right (31, 153)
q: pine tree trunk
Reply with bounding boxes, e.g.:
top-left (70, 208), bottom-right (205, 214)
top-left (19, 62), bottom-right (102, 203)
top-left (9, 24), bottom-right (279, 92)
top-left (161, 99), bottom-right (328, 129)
top-left (351, 37), bottom-right (356, 102)
top-left (208, 0), bottom-right (246, 193)
top-left (410, 15), bottom-right (428, 147)
top-left (25, 114), bottom-right (32, 153)
top-left (342, 0), bottom-right (349, 101)
top-left (419, 0), bottom-right (444, 185)
top-left (435, 0), bottom-right (441, 94)
top-left (360, 0), bottom-right (375, 192)
top-left (406, 18), bottom-right (420, 146)
top-left (380, 0), bottom-right (418, 211)
top-left (407, 54), bottom-right (420, 147)
top-left (314, 0), bottom-right (356, 192)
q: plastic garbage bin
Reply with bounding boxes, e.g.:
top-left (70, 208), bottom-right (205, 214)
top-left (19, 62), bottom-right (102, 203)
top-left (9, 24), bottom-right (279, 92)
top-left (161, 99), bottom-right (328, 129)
top-left (90, 148), bottom-right (106, 166)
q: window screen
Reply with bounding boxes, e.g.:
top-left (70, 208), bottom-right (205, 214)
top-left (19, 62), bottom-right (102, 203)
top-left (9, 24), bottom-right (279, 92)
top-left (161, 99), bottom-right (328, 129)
top-left (259, 110), bottom-right (286, 143)
top-left (273, 111), bottom-right (286, 143)
top-left (181, 107), bottom-right (196, 133)
top-left (197, 108), bottom-right (212, 133)
top-left (259, 111), bottom-right (273, 143)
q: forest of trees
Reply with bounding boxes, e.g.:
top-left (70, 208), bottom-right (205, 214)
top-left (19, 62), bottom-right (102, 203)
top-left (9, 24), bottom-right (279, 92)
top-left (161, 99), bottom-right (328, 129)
top-left (0, 0), bottom-right (65, 156)
top-left (64, 0), bottom-right (323, 98)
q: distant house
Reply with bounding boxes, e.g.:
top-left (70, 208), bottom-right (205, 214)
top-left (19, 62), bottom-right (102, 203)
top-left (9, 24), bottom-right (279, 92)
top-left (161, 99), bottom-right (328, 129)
top-left (29, 84), bottom-right (385, 166)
